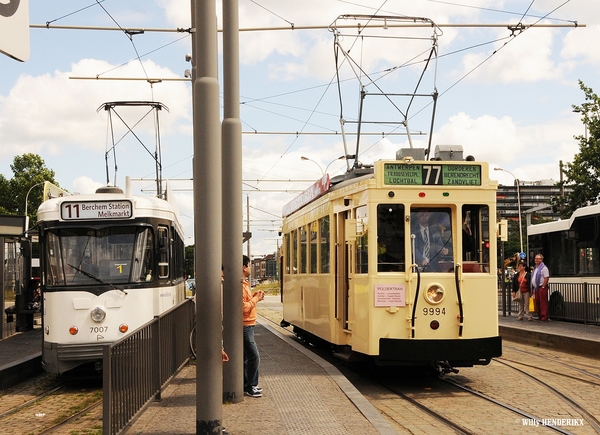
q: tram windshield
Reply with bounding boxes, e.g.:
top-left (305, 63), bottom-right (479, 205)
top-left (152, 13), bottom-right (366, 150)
top-left (44, 226), bottom-right (154, 287)
top-left (410, 208), bottom-right (454, 273)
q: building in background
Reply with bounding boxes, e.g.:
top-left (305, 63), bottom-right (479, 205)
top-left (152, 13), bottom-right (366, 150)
top-left (496, 179), bottom-right (571, 224)
top-left (251, 253), bottom-right (279, 283)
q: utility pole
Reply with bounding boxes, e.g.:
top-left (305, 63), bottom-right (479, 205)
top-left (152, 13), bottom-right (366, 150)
top-left (191, 0), bottom-right (223, 433)
top-left (221, 0), bottom-right (243, 404)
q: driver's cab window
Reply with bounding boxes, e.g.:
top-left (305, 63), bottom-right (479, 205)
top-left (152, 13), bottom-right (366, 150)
top-left (411, 208), bottom-right (453, 272)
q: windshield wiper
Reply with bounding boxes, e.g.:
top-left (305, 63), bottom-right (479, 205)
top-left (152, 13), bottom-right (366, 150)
top-left (67, 263), bottom-right (128, 295)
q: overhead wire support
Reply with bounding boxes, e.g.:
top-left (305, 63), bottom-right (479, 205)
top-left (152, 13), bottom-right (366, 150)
top-left (98, 101), bottom-right (168, 198)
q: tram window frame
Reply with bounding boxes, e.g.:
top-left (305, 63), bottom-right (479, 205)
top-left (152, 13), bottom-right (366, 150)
top-left (377, 204), bottom-right (405, 272)
top-left (410, 207), bottom-right (454, 273)
top-left (310, 221), bottom-right (318, 273)
top-left (300, 226), bottom-right (307, 274)
top-left (320, 216), bottom-right (330, 273)
top-left (291, 229), bottom-right (297, 274)
top-left (355, 205), bottom-right (368, 274)
top-left (284, 233), bottom-right (290, 274)
top-left (158, 226), bottom-right (169, 279)
top-left (461, 205), bottom-right (490, 273)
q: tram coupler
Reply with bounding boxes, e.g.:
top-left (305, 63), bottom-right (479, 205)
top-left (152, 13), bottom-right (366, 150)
top-left (436, 361), bottom-right (459, 375)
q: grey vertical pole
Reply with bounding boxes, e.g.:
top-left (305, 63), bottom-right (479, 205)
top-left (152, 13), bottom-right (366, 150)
top-left (191, 0), bottom-right (224, 433)
top-left (246, 195), bottom-right (251, 258)
top-left (221, 0), bottom-right (243, 404)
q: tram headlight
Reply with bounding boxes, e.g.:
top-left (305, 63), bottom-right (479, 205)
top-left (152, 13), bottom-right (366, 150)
top-left (90, 306), bottom-right (107, 323)
top-left (424, 284), bottom-right (445, 304)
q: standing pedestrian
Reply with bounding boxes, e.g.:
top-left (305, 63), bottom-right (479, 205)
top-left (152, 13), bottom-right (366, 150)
top-left (511, 261), bottom-right (532, 321)
top-left (531, 254), bottom-right (550, 321)
top-left (242, 255), bottom-right (264, 397)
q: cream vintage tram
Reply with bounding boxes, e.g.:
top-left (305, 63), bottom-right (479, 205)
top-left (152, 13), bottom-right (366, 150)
top-left (281, 147), bottom-right (502, 370)
top-left (38, 178), bottom-right (186, 374)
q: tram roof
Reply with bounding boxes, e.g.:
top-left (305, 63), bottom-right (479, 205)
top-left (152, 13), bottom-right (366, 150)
top-left (37, 190), bottom-right (182, 230)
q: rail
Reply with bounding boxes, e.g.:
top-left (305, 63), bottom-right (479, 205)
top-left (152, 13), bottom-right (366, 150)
top-left (498, 281), bottom-right (600, 325)
top-left (103, 298), bottom-right (195, 435)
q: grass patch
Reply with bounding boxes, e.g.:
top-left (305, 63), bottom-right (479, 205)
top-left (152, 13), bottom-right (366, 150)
top-left (254, 281), bottom-right (280, 296)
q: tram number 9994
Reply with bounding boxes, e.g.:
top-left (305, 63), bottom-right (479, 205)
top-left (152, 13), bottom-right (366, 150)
top-left (90, 326), bottom-right (109, 333)
top-left (423, 307), bottom-right (446, 316)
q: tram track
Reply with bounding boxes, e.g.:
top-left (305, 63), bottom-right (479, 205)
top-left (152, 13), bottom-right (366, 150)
top-left (0, 372), bottom-right (103, 435)
top-left (259, 304), bottom-right (600, 434)
top-left (493, 359), bottom-right (600, 434)
top-left (502, 344), bottom-right (600, 382)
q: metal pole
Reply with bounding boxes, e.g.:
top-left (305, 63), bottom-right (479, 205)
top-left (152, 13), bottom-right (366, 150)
top-left (516, 179), bottom-right (523, 255)
top-left (493, 167), bottom-right (523, 254)
top-left (222, 0), bottom-right (244, 404)
top-left (246, 195), bottom-right (251, 258)
top-left (192, 0), bottom-right (223, 433)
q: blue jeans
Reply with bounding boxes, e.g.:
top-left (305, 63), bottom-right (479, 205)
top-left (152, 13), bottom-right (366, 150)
top-left (243, 325), bottom-right (260, 391)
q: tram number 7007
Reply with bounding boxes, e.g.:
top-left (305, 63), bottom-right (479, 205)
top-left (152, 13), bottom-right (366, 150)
top-left (90, 326), bottom-right (109, 333)
top-left (423, 307), bottom-right (446, 316)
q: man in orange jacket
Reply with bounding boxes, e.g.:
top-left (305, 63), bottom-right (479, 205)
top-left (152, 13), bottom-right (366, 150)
top-left (242, 255), bottom-right (264, 397)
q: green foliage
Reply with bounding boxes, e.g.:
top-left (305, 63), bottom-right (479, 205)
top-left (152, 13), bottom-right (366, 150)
top-left (0, 153), bottom-right (61, 226)
top-left (554, 81), bottom-right (600, 217)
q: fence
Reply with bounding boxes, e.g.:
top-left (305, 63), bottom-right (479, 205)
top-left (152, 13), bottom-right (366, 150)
top-left (103, 299), bottom-right (194, 435)
top-left (498, 281), bottom-right (600, 325)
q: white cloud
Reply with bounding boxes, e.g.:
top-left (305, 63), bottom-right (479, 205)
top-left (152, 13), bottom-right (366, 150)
top-left (72, 176), bottom-right (104, 195)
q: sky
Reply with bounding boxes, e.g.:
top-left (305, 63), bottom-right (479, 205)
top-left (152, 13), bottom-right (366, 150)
top-left (0, 0), bottom-right (599, 257)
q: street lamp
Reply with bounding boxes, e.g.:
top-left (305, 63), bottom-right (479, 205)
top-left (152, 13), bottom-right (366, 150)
top-left (494, 167), bottom-right (523, 254)
top-left (324, 155), bottom-right (347, 174)
top-left (300, 156), bottom-right (324, 175)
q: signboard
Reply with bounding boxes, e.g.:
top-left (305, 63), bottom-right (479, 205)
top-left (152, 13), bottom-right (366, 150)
top-left (282, 174), bottom-right (330, 217)
top-left (0, 0), bottom-right (30, 62)
top-left (61, 200), bottom-right (133, 221)
top-left (374, 284), bottom-right (406, 307)
top-left (43, 181), bottom-right (71, 201)
top-left (383, 163), bottom-right (481, 186)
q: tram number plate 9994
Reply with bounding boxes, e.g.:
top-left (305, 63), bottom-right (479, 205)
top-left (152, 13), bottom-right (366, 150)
top-left (423, 308), bottom-right (446, 315)
top-left (90, 326), bottom-right (109, 333)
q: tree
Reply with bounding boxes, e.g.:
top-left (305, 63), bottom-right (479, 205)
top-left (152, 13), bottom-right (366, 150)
top-left (554, 81), bottom-right (600, 217)
top-left (185, 245), bottom-right (195, 278)
top-left (0, 154), bottom-right (62, 226)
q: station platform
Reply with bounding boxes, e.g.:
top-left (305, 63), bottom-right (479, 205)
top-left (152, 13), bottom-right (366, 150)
top-left (1, 313), bottom-right (599, 433)
top-left (0, 326), bottom-right (43, 390)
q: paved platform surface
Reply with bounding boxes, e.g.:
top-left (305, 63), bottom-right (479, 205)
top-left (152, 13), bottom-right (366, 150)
top-left (1, 312), bottom-right (599, 434)
top-left (125, 320), bottom-right (396, 435)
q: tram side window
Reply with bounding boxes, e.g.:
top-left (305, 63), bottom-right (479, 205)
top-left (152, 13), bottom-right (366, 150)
top-left (158, 226), bottom-right (169, 279)
top-left (320, 216), bottom-right (330, 273)
top-left (291, 230), bottom-right (297, 274)
top-left (310, 222), bottom-right (318, 273)
top-left (355, 206), bottom-right (368, 274)
top-left (377, 204), bottom-right (405, 272)
top-left (284, 233), bottom-right (290, 274)
top-left (300, 226), bottom-right (307, 273)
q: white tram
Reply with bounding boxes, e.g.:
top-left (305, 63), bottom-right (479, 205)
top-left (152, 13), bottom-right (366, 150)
top-left (281, 148), bottom-right (502, 369)
top-left (38, 179), bottom-right (186, 374)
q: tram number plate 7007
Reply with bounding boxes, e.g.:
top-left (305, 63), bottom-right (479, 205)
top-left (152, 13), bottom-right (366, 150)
top-left (90, 326), bottom-right (109, 333)
top-left (423, 308), bottom-right (446, 315)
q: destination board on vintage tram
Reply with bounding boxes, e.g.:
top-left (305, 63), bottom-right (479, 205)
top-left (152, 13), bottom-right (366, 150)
top-left (383, 163), bottom-right (482, 186)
